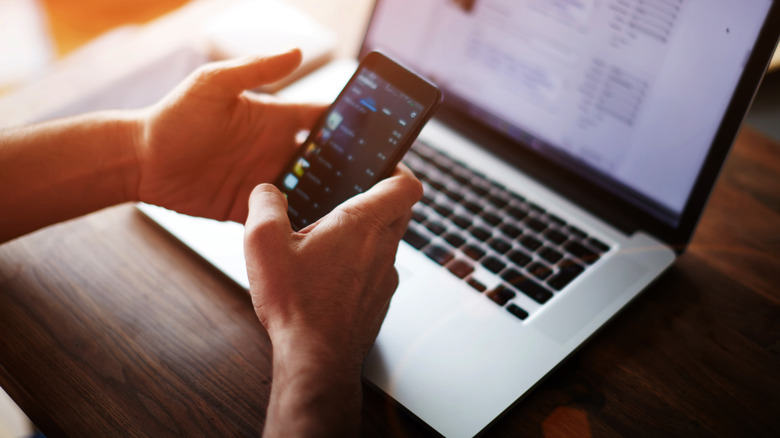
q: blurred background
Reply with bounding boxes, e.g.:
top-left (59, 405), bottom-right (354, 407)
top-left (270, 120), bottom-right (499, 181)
top-left (0, 0), bottom-right (189, 92)
top-left (3, 0), bottom-right (776, 139)
top-left (0, 0), bottom-right (777, 436)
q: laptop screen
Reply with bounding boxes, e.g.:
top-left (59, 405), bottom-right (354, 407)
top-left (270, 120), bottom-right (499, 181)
top-left (362, 0), bottom-right (773, 227)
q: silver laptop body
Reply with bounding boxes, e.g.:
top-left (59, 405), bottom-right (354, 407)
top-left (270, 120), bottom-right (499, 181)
top-left (141, 0), bottom-right (780, 436)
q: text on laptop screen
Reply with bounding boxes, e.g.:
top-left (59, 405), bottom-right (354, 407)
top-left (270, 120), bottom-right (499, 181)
top-left (364, 0), bottom-right (772, 225)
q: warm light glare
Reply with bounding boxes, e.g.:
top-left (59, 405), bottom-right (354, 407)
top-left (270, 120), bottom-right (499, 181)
top-left (41, 0), bottom-right (191, 56)
top-left (542, 406), bottom-right (593, 438)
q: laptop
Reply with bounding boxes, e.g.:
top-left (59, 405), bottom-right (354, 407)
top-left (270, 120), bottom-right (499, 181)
top-left (140, 1), bottom-right (780, 436)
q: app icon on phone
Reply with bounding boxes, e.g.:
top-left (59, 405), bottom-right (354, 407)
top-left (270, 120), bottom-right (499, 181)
top-left (283, 173), bottom-right (299, 190)
top-left (293, 157), bottom-right (310, 177)
top-left (326, 112), bottom-right (344, 130)
top-left (304, 142), bottom-right (320, 159)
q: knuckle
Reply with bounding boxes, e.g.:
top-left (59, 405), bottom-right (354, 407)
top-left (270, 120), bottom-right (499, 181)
top-left (387, 267), bottom-right (400, 293)
top-left (244, 215), bottom-right (273, 239)
top-left (405, 175), bottom-right (424, 202)
top-left (386, 169), bottom-right (423, 202)
top-left (339, 202), bottom-right (388, 237)
top-left (189, 63), bottom-right (224, 87)
top-left (245, 190), bottom-right (286, 243)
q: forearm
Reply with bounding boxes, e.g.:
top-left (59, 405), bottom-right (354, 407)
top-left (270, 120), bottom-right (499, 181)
top-left (0, 111), bottom-right (141, 243)
top-left (264, 332), bottom-right (363, 437)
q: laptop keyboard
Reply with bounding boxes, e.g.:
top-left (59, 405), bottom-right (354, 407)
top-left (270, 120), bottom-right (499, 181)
top-left (401, 141), bottom-right (613, 321)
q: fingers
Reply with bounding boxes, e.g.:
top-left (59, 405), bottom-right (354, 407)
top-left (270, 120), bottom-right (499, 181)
top-left (244, 96), bottom-right (327, 138)
top-left (335, 164), bottom-right (423, 234)
top-left (194, 49), bottom-right (303, 97)
top-left (244, 184), bottom-right (292, 253)
top-left (294, 103), bottom-right (327, 132)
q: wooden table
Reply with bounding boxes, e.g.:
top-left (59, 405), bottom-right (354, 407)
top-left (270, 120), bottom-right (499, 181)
top-left (1, 2), bottom-right (779, 437)
top-left (1, 127), bottom-right (777, 437)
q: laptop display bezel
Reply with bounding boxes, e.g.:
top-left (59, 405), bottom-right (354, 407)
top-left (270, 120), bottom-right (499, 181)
top-left (357, 0), bottom-right (780, 251)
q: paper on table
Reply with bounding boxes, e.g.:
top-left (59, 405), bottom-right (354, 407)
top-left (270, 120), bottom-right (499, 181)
top-left (202, 0), bottom-right (337, 91)
top-left (0, 0), bottom-right (54, 90)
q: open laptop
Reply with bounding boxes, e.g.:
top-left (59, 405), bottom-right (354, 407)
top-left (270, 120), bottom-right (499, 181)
top-left (140, 0), bottom-right (780, 436)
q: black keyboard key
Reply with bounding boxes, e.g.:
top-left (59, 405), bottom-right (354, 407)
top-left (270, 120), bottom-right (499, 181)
top-left (462, 244), bottom-right (486, 261)
top-left (433, 203), bottom-right (453, 218)
top-left (507, 249), bottom-right (532, 267)
top-left (403, 227), bottom-right (430, 250)
top-left (424, 244), bottom-right (454, 266)
top-left (543, 228), bottom-right (568, 245)
top-left (432, 161), bottom-right (452, 175)
top-left (414, 165), bottom-right (429, 175)
top-left (527, 202), bottom-right (546, 214)
top-left (507, 206), bottom-right (529, 221)
top-left (527, 261), bottom-right (553, 280)
top-left (463, 200), bottom-right (482, 214)
top-left (451, 172), bottom-right (470, 185)
top-left (425, 220), bottom-right (447, 236)
top-left (501, 269), bottom-right (553, 304)
top-left (520, 235), bottom-right (543, 251)
top-left (565, 225), bottom-right (587, 239)
top-left (411, 209), bottom-right (427, 224)
top-left (467, 277), bottom-right (487, 292)
top-left (420, 193), bottom-right (434, 205)
top-left (587, 237), bottom-right (610, 253)
top-left (410, 166), bottom-right (426, 178)
top-left (482, 256), bottom-right (506, 274)
top-left (443, 232), bottom-right (466, 249)
top-left (524, 217), bottom-right (548, 233)
top-left (546, 214), bottom-right (566, 226)
top-left (428, 178), bottom-right (446, 192)
top-left (509, 192), bottom-right (526, 203)
top-left (480, 211), bottom-right (502, 226)
top-left (469, 226), bottom-right (492, 242)
top-left (470, 183), bottom-right (490, 197)
top-left (538, 246), bottom-right (563, 264)
top-left (563, 241), bottom-right (600, 264)
top-left (488, 237), bottom-right (512, 254)
top-left (452, 214), bottom-right (473, 230)
top-left (499, 223), bottom-right (522, 239)
top-left (443, 188), bottom-right (464, 203)
top-left (470, 168), bottom-right (487, 181)
top-left (487, 194), bottom-right (509, 209)
top-left (547, 259), bottom-right (585, 291)
top-left (447, 259), bottom-right (474, 279)
top-left (487, 285), bottom-right (515, 306)
top-left (506, 303), bottom-right (529, 320)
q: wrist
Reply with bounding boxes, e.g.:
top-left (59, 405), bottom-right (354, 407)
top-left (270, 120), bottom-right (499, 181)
top-left (264, 329), bottom-right (363, 437)
top-left (117, 109), bottom-right (145, 204)
top-left (270, 328), bottom-right (363, 383)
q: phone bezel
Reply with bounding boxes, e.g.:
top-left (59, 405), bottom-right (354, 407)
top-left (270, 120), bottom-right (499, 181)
top-left (275, 50), bottom-right (442, 230)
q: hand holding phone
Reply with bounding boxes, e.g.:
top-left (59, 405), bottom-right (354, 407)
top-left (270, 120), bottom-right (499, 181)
top-left (274, 51), bottom-right (442, 230)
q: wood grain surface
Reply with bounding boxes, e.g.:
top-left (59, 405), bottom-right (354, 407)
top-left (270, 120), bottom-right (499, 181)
top-left (2, 1), bottom-right (779, 436)
top-left (1, 127), bottom-right (778, 437)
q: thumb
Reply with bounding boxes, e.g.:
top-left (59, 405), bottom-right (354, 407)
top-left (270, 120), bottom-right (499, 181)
top-left (197, 49), bottom-right (303, 97)
top-left (244, 184), bottom-right (293, 255)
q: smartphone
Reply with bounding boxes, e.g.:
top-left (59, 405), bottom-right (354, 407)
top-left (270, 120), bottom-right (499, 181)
top-left (274, 51), bottom-right (442, 230)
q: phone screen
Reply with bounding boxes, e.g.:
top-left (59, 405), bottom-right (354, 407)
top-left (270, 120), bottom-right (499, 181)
top-left (275, 52), bottom-right (440, 229)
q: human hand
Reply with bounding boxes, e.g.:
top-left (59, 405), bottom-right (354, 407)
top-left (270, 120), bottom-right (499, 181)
top-left (134, 49), bottom-right (324, 222)
top-left (243, 165), bottom-right (422, 436)
top-left (244, 164), bottom-right (422, 367)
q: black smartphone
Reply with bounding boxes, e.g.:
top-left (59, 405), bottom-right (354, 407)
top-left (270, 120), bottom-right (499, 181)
top-left (274, 51), bottom-right (442, 230)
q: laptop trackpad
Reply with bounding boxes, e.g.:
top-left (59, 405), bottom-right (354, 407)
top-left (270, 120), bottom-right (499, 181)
top-left (532, 256), bottom-right (644, 345)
